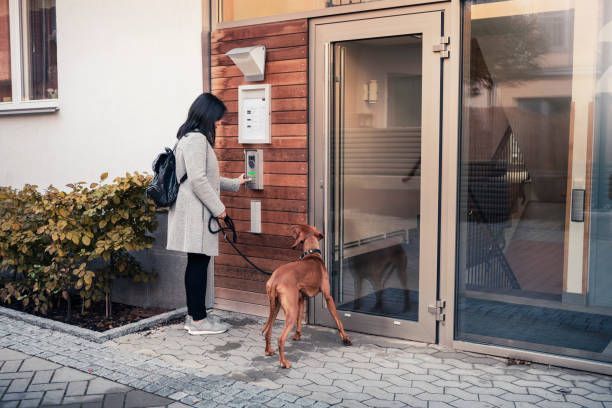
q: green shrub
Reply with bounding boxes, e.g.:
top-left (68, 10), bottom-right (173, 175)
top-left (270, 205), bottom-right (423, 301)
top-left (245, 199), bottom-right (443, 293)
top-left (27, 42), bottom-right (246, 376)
top-left (0, 172), bottom-right (157, 318)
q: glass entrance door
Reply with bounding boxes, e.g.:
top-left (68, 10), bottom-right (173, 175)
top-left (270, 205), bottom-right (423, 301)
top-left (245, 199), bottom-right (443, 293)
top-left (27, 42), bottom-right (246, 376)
top-left (312, 11), bottom-right (443, 342)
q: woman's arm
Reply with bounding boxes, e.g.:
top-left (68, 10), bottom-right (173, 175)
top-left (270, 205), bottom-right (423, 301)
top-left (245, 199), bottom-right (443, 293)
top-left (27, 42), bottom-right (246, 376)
top-left (220, 177), bottom-right (240, 193)
top-left (182, 136), bottom-right (226, 217)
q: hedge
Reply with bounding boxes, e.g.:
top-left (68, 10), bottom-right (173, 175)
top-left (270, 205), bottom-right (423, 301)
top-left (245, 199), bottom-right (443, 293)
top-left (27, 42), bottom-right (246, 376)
top-left (0, 172), bottom-right (157, 319)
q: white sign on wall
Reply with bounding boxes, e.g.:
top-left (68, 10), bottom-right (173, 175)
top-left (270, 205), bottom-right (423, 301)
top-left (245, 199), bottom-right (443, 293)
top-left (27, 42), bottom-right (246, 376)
top-left (238, 84), bottom-right (271, 144)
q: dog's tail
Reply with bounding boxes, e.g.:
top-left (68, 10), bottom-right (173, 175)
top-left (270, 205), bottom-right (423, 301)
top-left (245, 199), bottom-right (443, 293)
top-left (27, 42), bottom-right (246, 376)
top-left (262, 283), bottom-right (278, 335)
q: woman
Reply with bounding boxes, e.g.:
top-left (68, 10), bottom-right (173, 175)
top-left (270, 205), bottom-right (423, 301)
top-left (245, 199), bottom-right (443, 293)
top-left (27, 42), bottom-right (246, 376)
top-left (167, 93), bottom-right (249, 335)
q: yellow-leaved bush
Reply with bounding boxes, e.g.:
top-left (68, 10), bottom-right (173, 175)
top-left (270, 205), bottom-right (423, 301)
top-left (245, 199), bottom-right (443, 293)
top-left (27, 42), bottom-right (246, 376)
top-left (0, 172), bottom-right (158, 318)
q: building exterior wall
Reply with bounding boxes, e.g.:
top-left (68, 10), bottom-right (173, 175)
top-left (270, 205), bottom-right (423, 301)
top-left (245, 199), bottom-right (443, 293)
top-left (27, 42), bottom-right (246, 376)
top-left (0, 0), bottom-right (203, 187)
top-left (210, 19), bottom-right (308, 316)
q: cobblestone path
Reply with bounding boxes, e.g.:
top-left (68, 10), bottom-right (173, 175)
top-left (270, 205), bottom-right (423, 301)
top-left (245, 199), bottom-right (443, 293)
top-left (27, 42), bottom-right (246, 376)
top-left (1, 310), bottom-right (611, 407)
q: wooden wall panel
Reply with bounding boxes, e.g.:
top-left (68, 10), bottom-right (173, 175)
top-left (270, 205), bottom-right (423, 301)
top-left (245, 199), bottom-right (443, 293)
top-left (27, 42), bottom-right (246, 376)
top-left (211, 20), bottom-right (307, 42)
top-left (211, 19), bottom-right (308, 312)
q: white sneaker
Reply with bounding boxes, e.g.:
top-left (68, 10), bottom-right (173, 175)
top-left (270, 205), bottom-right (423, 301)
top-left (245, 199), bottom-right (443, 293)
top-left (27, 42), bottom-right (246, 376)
top-left (183, 315), bottom-right (192, 330)
top-left (187, 317), bottom-right (229, 335)
top-left (184, 314), bottom-right (224, 331)
top-left (208, 314), bottom-right (223, 325)
top-left (208, 315), bottom-right (230, 332)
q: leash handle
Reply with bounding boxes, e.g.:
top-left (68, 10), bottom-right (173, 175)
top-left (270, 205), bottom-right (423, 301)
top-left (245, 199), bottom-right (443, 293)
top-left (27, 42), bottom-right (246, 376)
top-left (208, 215), bottom-right (237, 243)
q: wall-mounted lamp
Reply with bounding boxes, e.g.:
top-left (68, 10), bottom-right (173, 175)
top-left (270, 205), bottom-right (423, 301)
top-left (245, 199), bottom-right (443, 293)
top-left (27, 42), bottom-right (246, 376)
top-left (225, 45), bottom-right (266, 82)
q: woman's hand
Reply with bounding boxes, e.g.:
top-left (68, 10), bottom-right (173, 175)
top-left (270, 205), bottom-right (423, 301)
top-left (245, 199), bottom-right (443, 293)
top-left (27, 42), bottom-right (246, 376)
top-left (237, 173), bottom-right (251, 185)
top-left (217, 210), bottom-right (227, 220)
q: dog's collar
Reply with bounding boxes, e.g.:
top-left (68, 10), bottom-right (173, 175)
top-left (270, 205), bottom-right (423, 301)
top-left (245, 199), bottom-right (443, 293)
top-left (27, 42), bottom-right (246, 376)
top-left (300, 249), bottom-right (322, 260)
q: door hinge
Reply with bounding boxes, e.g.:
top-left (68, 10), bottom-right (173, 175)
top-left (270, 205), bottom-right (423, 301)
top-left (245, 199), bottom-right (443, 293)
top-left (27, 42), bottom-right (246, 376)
top-left (432, 36), bottom-right (450, 59)
top-left (428, 300), bottom-right (446, 322)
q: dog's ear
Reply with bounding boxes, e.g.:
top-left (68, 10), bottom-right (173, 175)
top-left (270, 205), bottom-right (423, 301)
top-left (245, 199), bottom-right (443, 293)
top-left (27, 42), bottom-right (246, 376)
top-left (305, 225), bottom-right (324, 240)
top-left (310, 226), bottom-right (324, 240)
top-left (290, 225), bottom-right (306, 249)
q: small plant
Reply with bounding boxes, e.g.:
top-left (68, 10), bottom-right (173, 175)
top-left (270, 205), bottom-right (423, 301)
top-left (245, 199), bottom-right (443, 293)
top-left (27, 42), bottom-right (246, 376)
top-left (0, 172), bottom-right (158, 319)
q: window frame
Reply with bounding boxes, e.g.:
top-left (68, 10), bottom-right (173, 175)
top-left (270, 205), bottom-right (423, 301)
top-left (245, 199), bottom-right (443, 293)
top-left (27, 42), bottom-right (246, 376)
top-left (0, 0), bottom-right (58, 115)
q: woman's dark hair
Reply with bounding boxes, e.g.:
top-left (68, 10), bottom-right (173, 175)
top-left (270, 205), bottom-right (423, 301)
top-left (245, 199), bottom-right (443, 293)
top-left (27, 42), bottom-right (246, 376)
top-left (177, 92), bottom-right (227, 146)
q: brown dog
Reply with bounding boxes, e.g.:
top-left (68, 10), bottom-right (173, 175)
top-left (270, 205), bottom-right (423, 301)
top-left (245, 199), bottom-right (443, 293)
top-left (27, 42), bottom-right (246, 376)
top-left (262, 224), bottom-right (352, 368)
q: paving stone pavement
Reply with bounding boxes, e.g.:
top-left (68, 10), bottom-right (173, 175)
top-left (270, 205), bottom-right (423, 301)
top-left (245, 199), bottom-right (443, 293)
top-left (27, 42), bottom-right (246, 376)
top-left (0, 347), bottom-right (179, 407)
top-left (0, 310), bottom-right (611, 407)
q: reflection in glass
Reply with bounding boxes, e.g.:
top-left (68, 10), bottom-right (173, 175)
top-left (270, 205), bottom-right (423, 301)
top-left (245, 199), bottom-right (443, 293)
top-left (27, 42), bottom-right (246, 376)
top-left (589, 4), bottom-right (612, 309)
top-left (330, 36), bottom-right (422, 321)
top-left (457, 0), bottom-right (612, 363)
top-left (0, 0), bottom-right (11, 102)
top-left (23, 0), bottom-right (57, 100)
top-left (220, 0), bottom-right (383, 22)
top-left (221, 0), bottom-right (327, 22)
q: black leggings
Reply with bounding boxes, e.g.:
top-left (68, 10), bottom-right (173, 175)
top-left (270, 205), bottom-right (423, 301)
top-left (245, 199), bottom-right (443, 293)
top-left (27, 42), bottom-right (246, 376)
top-left (185, 252), bottom-right (211, 320)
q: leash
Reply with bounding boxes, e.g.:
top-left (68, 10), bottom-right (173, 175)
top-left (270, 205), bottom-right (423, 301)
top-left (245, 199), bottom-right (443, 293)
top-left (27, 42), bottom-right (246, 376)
top-left (208, 215), bottom-right (272, 275)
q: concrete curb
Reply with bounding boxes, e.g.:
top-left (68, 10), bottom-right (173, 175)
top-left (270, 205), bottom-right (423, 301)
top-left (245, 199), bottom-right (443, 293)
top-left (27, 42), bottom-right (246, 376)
top-left (0, 305), bottom-right (187, 343)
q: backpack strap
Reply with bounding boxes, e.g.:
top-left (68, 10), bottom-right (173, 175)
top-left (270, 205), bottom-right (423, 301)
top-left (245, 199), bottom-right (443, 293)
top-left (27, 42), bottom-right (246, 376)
top-left (173, 132), bottom-right (190, 151)
top-left (175, 135), bottom-right (190, 184)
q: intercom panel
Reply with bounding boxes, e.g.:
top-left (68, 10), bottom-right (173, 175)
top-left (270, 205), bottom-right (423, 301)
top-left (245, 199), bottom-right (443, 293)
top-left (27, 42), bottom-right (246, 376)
top-left (245, 149), bottom-right (264, 190)
top-left (238, 84), bottom-right (271, 144)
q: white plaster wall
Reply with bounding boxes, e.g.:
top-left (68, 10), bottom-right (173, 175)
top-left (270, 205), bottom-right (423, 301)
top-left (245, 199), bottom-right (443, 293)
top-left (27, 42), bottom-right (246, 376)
top-left (0, 0), bottom-right (203, 187)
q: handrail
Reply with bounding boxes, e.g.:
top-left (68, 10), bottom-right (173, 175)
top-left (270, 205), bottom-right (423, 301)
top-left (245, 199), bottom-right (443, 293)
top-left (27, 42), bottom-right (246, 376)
top-left (465, 125), bottom-right (527, 290)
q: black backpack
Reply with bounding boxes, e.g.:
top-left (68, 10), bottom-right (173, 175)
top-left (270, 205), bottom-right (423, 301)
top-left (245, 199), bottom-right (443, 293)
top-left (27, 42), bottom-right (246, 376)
top-left (146, 142), bottom-right (188, 208)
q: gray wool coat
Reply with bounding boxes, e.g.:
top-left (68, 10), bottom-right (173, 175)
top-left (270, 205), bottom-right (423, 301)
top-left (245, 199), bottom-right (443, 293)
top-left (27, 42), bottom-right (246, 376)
top-left (166, 132), bottom-right (240, 255)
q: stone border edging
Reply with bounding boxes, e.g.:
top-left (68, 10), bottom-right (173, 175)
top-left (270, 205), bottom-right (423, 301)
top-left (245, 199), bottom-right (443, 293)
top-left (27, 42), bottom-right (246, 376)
top-left (0, 305), bottom-right (187, 342)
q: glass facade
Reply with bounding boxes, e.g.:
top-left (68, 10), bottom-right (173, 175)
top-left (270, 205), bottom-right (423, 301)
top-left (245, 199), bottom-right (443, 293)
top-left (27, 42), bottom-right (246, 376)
top-left (589, 3), bottom-right (612, 311)
top-left (457, 0), bottom-right (612, 363)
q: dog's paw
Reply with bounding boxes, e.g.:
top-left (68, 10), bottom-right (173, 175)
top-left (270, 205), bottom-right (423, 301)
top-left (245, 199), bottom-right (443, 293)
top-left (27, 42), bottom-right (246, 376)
top-left (265, 350), bottom-right (275, 356)
top-left (342, 338), bottom-right (352, 346)
top-left (280, 361), bottom-right (292, 369)
top-left (292, 333), bottom-right (301, 341)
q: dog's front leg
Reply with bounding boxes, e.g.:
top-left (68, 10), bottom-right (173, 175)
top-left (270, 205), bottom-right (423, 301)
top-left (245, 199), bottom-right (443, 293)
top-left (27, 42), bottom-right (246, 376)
top-left (278, 309), bottom-right (297, 368)
top-left (321, 284), bottom-right (352, 346)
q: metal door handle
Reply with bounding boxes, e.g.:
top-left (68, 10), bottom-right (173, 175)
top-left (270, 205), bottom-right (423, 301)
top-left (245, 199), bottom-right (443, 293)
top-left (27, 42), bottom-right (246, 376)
top-left (571, 189), bottom-right (585, 222)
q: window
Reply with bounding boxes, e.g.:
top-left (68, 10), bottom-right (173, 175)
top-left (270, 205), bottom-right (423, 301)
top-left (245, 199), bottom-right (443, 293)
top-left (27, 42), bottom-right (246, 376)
top-left (0, 0), bottom-right (58, 114)
top-left (218, 0), bottom-right (380, 23)
top-left (219, 0), bottom-right (327, 22)
top-left (0, 0), bottom-right (11, 102)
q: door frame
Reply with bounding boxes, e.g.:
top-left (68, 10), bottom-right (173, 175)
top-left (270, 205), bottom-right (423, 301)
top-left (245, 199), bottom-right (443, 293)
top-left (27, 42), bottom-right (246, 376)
top-left (308, 5), bottom-right (447, 343)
